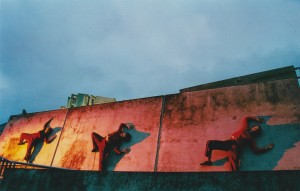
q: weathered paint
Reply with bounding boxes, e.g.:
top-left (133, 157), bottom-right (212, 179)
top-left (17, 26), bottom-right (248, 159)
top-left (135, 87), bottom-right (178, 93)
top-left (0, 78), bottom-right (299, 172)
top-left (51, 96), bottom-right (163, 171)
top-left (0, 110), bottom-right (68, 166)
top-left (158, 78), bottom-right (300, 172)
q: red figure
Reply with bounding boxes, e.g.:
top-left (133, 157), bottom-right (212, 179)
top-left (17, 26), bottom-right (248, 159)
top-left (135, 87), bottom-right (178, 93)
top-left (18, 117), bottom-right (57, 162)
top-left (200, 116), bottom-right (274, 171)
top-left (91, 123), bottom-right (133, 171)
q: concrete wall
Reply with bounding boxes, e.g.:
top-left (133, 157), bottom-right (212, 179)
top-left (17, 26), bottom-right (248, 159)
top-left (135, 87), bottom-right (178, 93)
top-left (0, 78), bottom-right (299, 172)
top-left (158, 78), bottom-right (300, 172)
top-left (0, 109), bottom-right (68, 166)
top-left (1, 169), bottom-right (299, 191)
top-left (52, 96), bottom-right (163, 171)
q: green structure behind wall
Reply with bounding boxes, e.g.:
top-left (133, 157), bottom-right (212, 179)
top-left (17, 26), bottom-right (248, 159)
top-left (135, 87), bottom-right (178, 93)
top-left (66, 93), bottom-right (116, 108)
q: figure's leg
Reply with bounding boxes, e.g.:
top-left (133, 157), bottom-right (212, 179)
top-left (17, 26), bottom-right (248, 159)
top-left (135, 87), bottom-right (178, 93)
top-left (205, 140), bottom-right (233, 157)
top-left (91, 132), bottom-right (104, 152)
top-left (228, 145), bottom-right (240, 172)
top-left (18, 133), bottom-right (29, 145)
top-left (201, 140), bottom-right (234, 165)
top-left (24, 141), bottom-right (34, 161)
top-left (98, 139), bottom-right (107, 171)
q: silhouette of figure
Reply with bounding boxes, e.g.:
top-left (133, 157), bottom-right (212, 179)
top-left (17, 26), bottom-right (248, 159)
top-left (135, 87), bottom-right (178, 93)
top-left (200, 116), bottom-right (275, 171)
top-left (18, 117), bottom-right (57, 162)
top-left (91, 123), bottom-right (133, 171)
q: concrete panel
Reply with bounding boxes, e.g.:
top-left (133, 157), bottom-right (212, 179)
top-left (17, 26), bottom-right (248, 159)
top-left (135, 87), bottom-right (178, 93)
top-left (0, 109), bottom-right (68, 166)
top-left (1, 169), bottom-right (299, 191)
top-left (158, 78), bottom-right (300, 172)
top-left (52, 96), bottom-right (163, 171)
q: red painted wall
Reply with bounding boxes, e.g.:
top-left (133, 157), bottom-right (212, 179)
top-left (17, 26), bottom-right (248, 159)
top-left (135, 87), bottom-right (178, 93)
top-left (0, 109), bottom-right (68, 166)
top-left (0, 79), bottom-right (299, 172)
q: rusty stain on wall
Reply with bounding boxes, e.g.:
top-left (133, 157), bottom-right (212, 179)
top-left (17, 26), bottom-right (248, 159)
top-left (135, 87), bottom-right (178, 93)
top-left (61, 140), bottom-right (88, 170)
top-left (0, 77), bottom-right (299, 172)
top-left (4, 138), bottom-right (20, 159)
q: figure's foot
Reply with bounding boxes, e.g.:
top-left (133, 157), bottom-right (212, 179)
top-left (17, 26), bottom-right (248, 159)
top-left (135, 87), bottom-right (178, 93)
top-left (91, 148), bottom-right (99, 152)
top-left (24, 157), bottom-right (29, 162)
top-left (200, 161), bottom-right (212, 166)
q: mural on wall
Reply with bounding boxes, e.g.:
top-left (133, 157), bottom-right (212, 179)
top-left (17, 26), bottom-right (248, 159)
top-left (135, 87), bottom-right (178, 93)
top-left (17, 117), bottom-right (60, 163)
top-left (240, 117), bottom-right (300, 171)
top-left (200, 116), bottom-right (300, 171)
top-left (200, 116), bottom-right (274, 171)
top-left (52, 97), bottom-right (163, 171)
top-left (91, 123), bottom-right (151, 171)
top-left (199, 116), bottom-right (300, 171)
top-left (0, 109), bottom-right (68, 166)
top-left (158, 78), bottom-right (300, 172)
top-left (0, 77), bottom-right (299, 172)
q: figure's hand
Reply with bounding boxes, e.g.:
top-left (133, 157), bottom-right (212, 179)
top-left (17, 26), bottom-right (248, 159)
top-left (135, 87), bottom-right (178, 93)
top-left (51, 134), bottom-right (57, 139)
top-left (266, 143), bottom-right (275, 150)
top-left (122, 148), bottom-right (131, 154)
top-left (256, 117), bottom-right (265, 123)
top-left (47, 135), bottom-right (57, 143)
top-left (126, 123), bottom-right (135, 130)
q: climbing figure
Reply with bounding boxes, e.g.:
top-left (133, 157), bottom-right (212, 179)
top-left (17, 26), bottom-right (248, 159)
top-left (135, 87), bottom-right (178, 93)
top-left (91, 123), bottom-right (134, 171)
top-left (18, 117), bottom-right (57, 162)
top-left (200, 116), bottom-right (274, 171)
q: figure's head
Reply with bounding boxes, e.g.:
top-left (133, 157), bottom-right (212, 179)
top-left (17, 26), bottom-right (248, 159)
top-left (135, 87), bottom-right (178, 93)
top-left (250, 125), bottom-right (262, 137)
top-left (120, 132), bottom-right (131, 142)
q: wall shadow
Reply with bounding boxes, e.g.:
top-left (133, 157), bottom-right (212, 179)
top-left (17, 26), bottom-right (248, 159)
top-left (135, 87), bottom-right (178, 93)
top-left (29, 127), bottom-right (62, 163)
top-left (240, 116), bottom-right (300, 170)
top-left (213, 157), bottom-right (228, 166)
top-left (201, 116), bottom-right (300, 171)
top-left (104, 128), bottom-right (151, 171)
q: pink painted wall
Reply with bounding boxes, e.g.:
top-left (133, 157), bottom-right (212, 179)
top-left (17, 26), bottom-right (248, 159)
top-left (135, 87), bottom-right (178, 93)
top-left (51, 97), bottom-right (163, 171)
top-left (0, 109), bottom-right (68, 166)
top-left (0, 79), bottom-right (299, 172)
top-left (158, 78), bottom-right (300, 172)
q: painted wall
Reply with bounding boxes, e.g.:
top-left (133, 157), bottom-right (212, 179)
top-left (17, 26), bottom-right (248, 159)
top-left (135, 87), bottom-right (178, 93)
top-left (0, 109), bottom-right (68, 166)
top-left (0, 78), bottom-right (299, 172)
top-left (158, 78), bottom-right (300, 172)
top-left (51, 96), bottom-right (163, 171)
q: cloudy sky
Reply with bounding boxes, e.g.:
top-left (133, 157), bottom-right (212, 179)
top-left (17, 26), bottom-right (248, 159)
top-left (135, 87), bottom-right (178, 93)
top-left (1, 0), bottom-right (300, 124)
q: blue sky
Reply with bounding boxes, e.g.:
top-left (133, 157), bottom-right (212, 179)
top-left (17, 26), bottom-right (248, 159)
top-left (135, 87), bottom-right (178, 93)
top-left (1, 0), bottom-right (300, 124)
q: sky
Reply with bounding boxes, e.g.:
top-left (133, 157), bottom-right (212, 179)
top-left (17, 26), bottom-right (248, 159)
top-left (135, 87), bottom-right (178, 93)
top-left (1, 0), bottom-right (300, 124)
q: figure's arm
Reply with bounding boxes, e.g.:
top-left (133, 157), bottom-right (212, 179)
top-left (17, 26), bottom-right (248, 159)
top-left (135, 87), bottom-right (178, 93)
top-left (43, 117), bottom-right (54, 129)
top-left (240, 116), bottom-right (264, 131)
top-left (44, 134), bottom-right (57, 144)
top-left (113, 146), bottom-right (131, 155)
top-left (116, 123), bottom-right (134, 133)
top-left (245, 116), bottom-right (265, 123)
top-left (250, 140), bottom-right (274, 154)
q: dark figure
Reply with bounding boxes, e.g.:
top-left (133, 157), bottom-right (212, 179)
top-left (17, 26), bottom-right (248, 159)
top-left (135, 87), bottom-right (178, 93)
top-left (18, 117), bottom-right (57, 162)
top-left (200, 116), bottom-right (274, 171)
top-left (91, 123), bottom-right (133, 171)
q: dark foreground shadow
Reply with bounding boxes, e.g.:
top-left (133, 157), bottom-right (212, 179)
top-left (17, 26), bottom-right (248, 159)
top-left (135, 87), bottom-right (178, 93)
top-left (29, 127), bottom-right (62, 163)
top-left (104, 128), bottom-right (151, 171)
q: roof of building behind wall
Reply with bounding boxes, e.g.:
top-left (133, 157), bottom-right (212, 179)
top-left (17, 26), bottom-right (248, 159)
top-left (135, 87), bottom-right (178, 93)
top-left (180, 65), bottom-right (299, 93)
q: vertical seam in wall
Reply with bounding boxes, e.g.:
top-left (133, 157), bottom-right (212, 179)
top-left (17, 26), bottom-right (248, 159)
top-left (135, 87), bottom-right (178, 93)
top-left (154, 95), bottom-right (165, 172)
top-left (50, 109), bottom-right (70, 167)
